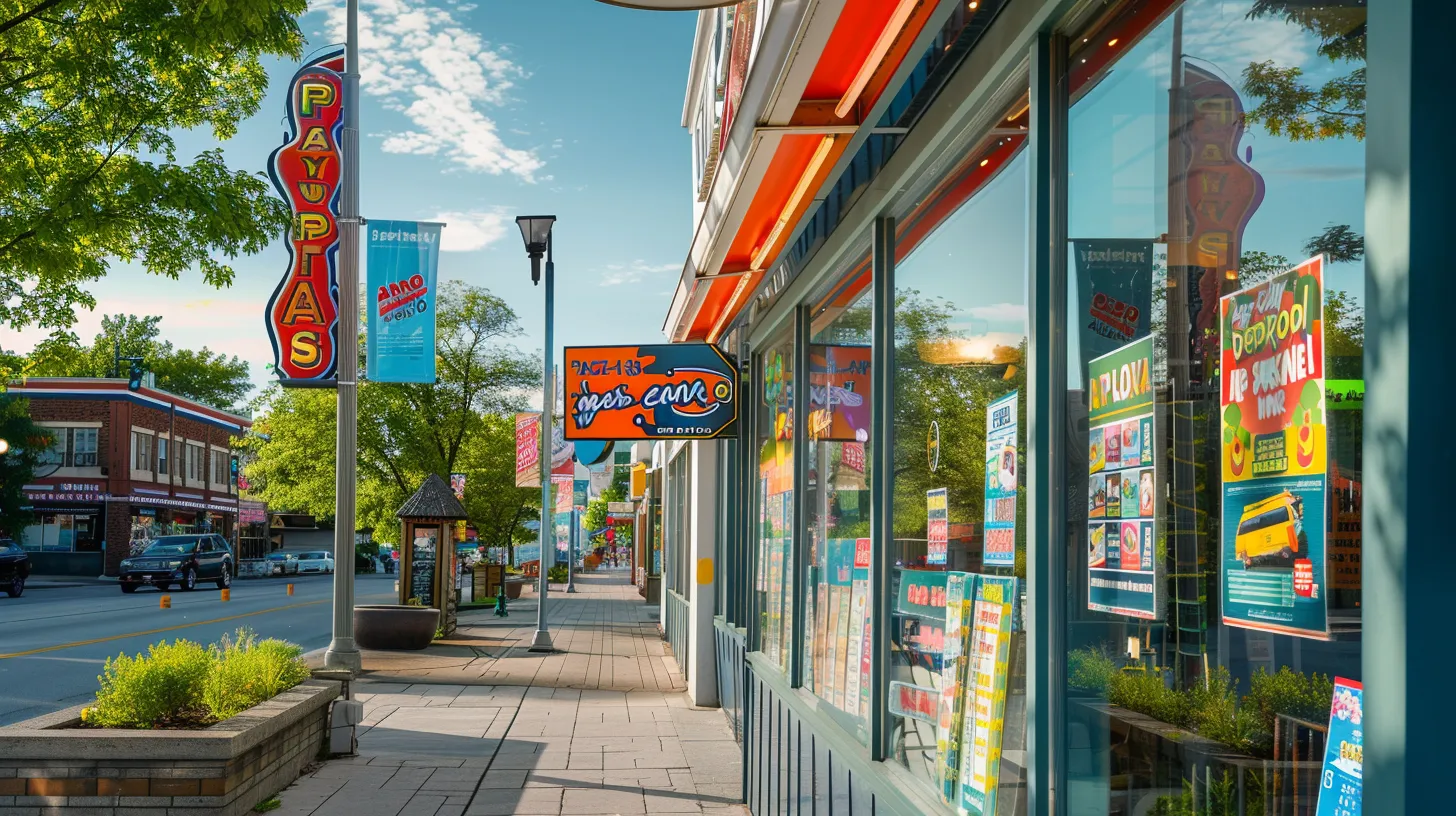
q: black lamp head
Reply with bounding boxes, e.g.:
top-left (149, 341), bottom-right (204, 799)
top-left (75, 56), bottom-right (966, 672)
top-left (515, 215), bottom-right (556, 286)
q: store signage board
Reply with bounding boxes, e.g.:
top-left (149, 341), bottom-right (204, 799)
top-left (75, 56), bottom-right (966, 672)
top-left (982, 391), bottom-right (1019, 567)
top-left (1086, 336), bottom-right (1160, 620)
top-left (1315, 678), bottom-right (1363, 816)
top-left (1219, 255), bottom-right (1329, 640)
top-left (266, 49), bottom-right (345, 385)
top-left (366, 220), bottom-right (442, 383)
top-left (563, 344), bottom-right (738, 440)
top-left (896, 569), bottom-right (948, 620)
top-left (515, 413), bottom-right (540, 488)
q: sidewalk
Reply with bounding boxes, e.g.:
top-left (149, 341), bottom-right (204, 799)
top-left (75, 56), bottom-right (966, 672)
top-left (278, 572), bottom-right (745, 816)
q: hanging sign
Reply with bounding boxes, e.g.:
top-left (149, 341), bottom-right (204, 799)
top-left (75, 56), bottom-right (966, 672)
top-left (515, 413), bottom-right (540, 488)
top-left (927, 488), bottom-right (949, 566)
top-left (1087, 336), bottom-right (1159, 620)
top-left (563, 344), bottom-right (738, 440)
top-left (807, 345), bottom-right (871, 442)
top-left (366, 220), bottom-right (442, 383)
top-left (449, 473), bottom-right (465, 502)
top-left (266, 49), bottom-right (345, 385)
top-left (1315, 678), bottom-right (1363, 816)
top-left (1073, 239), bottom-right (1154, 368)
top-left (1220, 255), bottom-right (1329, 639)
top-left (983, 391), bottom-right (1019, 568)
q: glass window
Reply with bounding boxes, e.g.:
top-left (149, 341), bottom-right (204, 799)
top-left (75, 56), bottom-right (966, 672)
top-left (157, 437), bottom-right (169, 476)
top-left (187, 443), bottom-right (204, 482)
top-left (886, 100), bottom-right (1030, 809)
top-left (755, 330), bottom-right (794, 673)
top-left (72, 428), bottom-right (97, 467)
top-left (133, 432), bottom-right (153, 472)
top-left (39, 429), bottom-right (66, 468)
top-left (1061, 2), bottom-right (1365, 813)
top-left (213, 451), bottom-right (229, 485)
top-left (800, 252), bottom-right (873, 743)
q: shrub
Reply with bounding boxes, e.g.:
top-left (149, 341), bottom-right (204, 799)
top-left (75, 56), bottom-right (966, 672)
top-left (201, 630), bottom-right (311, 721)
top-left (1246, 666), bottom-right (1333, 736)
top-left (547, 564), bottom-right (568, 584)
top-left (89, 628), bottom-right (309, 729)
top-left (1067, 646), bottom-right (1118, 693)
top-left (91, 639), bottom-right (212, 728)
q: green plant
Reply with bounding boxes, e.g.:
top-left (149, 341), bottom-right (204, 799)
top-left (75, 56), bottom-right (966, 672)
top-left (201, 629), bottom-right (311, 721)
top-left (405, 597), bottom-right (423, 607)
top-left (1067, 646), bottom-right (1118, 693)
top-left (1150, 767), bottom-right (1263, 816)
top-left (433, 628), bottom-right (446, 640)
top-left (547, 564), bottom-right (568, 584)
top-left (91, 639), bottom-right (212, 728)
top-left (254, 795), bottom-right (282, 814)
top-left (1246, 666), bottom-right (1334, 736)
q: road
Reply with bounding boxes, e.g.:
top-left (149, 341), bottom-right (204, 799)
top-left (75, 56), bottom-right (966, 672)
top-left (0, 572), bottom-right (398, 725)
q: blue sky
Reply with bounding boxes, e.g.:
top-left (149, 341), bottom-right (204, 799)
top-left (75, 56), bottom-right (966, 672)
top-left (11, 0), bottom-right (697, 400)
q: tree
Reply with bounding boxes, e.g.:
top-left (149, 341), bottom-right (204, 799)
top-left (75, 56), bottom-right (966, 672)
top-left (0, 396), bottom-right (53, 536)
top-left (240, 387), bottom-right (337, 522)
top-left (1304, 224), bottom-right (1364, 264)
top-left (0, 0), bottom-right (305, 372)
top-left (1242, 2), bottom-right (1365, 141)
top-left (23, 314), bottom-right (251, 409)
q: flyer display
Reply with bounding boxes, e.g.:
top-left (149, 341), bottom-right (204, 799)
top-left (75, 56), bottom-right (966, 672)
top-left (888, 681), bottom-right (939, 724)
top-left (927, 488), bottom-right (949, 566)
top-left (1220, 255), bottom-right (1329, 639)
top-left (959, 576), bottom-right (1016, 816)
top-left (1086, 336), bottom-right (1159, 619)
top-left (983, 391), bottom-right (1018, 567)
top-left (938, 573), bottom-right (974, 804)
top-left (1315, 678), bottom-right (1363, 816)
top-left (843, 538), bottom-right (871, 719)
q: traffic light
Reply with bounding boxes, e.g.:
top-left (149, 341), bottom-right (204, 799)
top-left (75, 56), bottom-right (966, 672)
top-left (127, 360), bottom-right (144, 391)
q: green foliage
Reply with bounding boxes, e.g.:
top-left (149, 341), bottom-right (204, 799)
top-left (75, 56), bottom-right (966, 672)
top-left (1245, 666), bottom-right (1334, 737)
top-left (1305, 224), bottom-right (1364, 265)
top-left (200, 629), bottom-right (310, 721)
top-left (90, 639), bottom-right (213, 728)
top-left (0, 0), bottom-right (307, 357)
top-left (24, 314), bottom-right (250, 409)
top-left (1067, 646), bottom-right (1119, 693)
top-left (1242, 2), bottom-right (1366, 142)
top-left (0, 395), bottom-right (53, 535)
top-left (253, 796), bottom-right (282, 814)
top-left (547, 564), bottom-right (568, 584)
top-left (1151, 770), bottom-right (1259, 816)
top-left (89, 629), bottom-right (307, 728)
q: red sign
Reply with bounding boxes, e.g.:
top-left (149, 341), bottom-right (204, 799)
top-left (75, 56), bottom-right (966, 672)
top-left (564, 344), bottom-right (738, 440)
top-left (266, 49), bottom-right (345, 383)
top-left (1180, 62), bottom-right (1264, 272)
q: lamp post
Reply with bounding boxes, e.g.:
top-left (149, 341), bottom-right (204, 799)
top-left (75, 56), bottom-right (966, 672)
top-left (324, 0), bottom-right (363, 674)
top-left (517, 215), bottom-right (557, 653)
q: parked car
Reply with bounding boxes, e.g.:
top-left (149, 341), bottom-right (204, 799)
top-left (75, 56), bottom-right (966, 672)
top-left (295, 551), bottom-right (335, 574)
top-left (265, 552), bottom-right (300, 576)
top-left (1, 538), bottom-right (30, 597)
top-left (119, 535), bottom-right (232, 593)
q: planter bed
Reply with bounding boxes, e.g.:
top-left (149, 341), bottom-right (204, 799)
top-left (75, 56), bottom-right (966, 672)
top-left (0, 678), bottom-right (340, 816)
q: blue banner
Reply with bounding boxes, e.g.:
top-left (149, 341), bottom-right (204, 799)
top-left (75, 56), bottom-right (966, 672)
top-left (367, 220), bottom-right (442, 383)
top-left (1315, 678), bottom-right (1363, 816)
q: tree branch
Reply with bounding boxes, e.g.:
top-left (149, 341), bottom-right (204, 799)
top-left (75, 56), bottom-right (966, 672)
top-left (0, 0), bottom-right (71, 38)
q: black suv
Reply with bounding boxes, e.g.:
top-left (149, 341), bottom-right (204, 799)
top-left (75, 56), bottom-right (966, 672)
top-left (119, 535), bottom-right (233, 593)
top-left (0, 538), bottom-right (29, 597)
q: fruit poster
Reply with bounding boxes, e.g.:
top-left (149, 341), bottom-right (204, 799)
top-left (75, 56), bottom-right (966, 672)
top-left (1315, 678), bottom-right (1363, 816)
top-left (959, 576), bottom-right (1016, 816)
top-left (1086, 336), bottom-right (1159, 619)
top-left (927, 488), bottom-right (949, 565)
top-left (1220, 255), bottom-right (1329, 639)
top-left (983, 391), bottom-right (1018, 568)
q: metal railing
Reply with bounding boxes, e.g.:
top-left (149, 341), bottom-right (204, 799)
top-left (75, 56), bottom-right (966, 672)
top-left (666, 589), bottom-right (691, 681)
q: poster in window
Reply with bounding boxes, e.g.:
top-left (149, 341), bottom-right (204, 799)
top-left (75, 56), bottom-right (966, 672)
top-left (938, 573), bottom-right (974, 804)
top-left (1220, 255), bottom-right (1329, 640)
top-left (982, 391), bottom-right (1018, 567)
top-left (1315, 678), bottom-right (1363, 816)
top-left (843, 538), bottom-right (871, 719)
top-left (959, 576), bottom-right (1015, 816)
top-left (1087, 336), bottom-right (1159, 619)
top-left (927, 488), bottom-right (949, 566)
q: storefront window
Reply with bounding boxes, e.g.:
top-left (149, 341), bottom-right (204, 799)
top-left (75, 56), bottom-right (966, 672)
top-left (886, 105), bottom-right (1030, 810)
top-left (21, 511), bottom-right (100, 552)
top-left (1061, 2), bottom-right (1365, 813)
top-left (755, 331), bottom-right (794, 672)
top-left (801, 260), bottom-right (873, 743)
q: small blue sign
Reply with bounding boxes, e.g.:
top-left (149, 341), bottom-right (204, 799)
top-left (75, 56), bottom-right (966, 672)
top-left (367, 220), bottom-right (442, 383)
top-left (1315, 678), bottom-right (1363, 816)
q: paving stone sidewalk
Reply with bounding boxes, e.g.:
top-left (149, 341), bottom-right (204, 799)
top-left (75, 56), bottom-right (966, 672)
top-left (278, 571), bottom-right (745, 816)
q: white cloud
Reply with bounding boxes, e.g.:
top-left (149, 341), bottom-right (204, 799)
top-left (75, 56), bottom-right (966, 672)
top-left (319, 0), bottom-right (543, 181)
top-left (965, 302), bottom-right (1028, 323)
top-left (429, 209), bottom-right (512, 252)
top-left (598, 260), bottom-right (680, 287)
top-left (1138, 1), bottom-right (1315, 80)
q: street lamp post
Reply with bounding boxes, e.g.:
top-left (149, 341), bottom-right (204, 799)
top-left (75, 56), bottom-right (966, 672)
top-left (324, 0), bottom-right (363, 674)
top-left (566, 507), bottom-right (577, 593)
top-left (517, 215), bottom-right (557, 653)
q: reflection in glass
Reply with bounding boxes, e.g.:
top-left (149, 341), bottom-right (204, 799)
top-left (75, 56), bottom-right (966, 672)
top-left (756, 333), bottom-right (794, 673)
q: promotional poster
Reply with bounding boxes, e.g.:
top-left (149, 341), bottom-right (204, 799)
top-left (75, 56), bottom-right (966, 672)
top-left (1220, 255), bottom-right (1329, 639)
top-left (983, 391), bottom-right (1019, 568)
top-left (927, 488), bottom-right (949, 566)
top-left (1316, 678), bottom-right (1363, 816)
top-left (515, 413), bottom-right (540, 488)
top-left (1087, 336), bottom-right (1159, 619)
top-left (366, 220), bottom-right (442, 383)
top-left (265, 49), bottom-right (345, 384)
top-left (563, 344), bottom-right (738, 440)
top-left (1073, 239), bottom-right (1154, 371)
top-left (959, 575), bottom-right (1016, 816)
top-left (807, 345), bottom-right (871, 442)
top-left (939, 573), bottom-right (974, 804)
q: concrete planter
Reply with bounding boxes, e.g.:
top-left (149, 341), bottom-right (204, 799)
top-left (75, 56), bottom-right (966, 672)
top-left (0, 678), bottom-right (340, 816)
top-left (353, 604), bottom-right (439, 650)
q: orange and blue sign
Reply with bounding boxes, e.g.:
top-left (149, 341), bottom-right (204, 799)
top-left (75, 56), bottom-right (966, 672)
top-left (266, 49), bottom-right (345, 385)
top-left (563, 344), bottom-right (738, 440)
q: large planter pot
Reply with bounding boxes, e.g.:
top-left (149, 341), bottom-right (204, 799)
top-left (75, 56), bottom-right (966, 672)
top-left (0, 678), bottom-right (340, 816)
top-left (354, 604), bottom-right (440, 651)
top-left (505, 580), bottom-right (525, 600)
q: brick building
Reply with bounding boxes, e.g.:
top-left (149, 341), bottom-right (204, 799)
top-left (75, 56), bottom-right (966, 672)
top-left (9, 378), bottom-right (251, 576)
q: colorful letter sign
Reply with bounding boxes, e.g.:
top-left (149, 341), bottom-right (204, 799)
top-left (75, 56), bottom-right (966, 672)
top-left (266, 49), bottom-right (345, 384)
top-left (1087, 336), bottom-right (1159, 620)
top-left (367, 220), bottom-right (442, 383)
top-left (563, 344), bottom-right (738, 440)
top-left (1220, 255), bottom-right (1329, 639)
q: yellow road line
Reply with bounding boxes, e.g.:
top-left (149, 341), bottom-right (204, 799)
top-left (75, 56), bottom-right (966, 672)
top-left (0, 599), bottom-right (327, 660)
